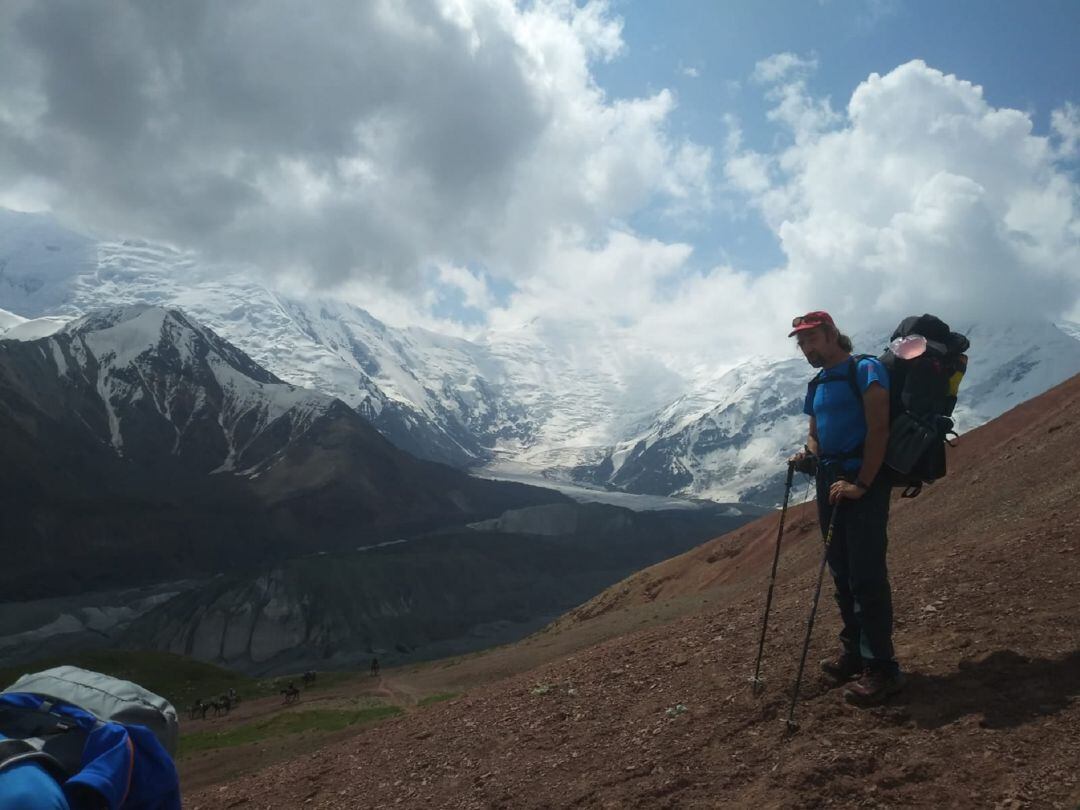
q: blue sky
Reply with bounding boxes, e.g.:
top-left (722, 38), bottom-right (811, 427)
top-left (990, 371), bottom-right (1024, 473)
top-left (595, 0), bottom-right (1080, 276)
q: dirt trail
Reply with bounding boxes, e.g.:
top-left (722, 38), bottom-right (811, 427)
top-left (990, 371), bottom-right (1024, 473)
top-left (369, 675), bottom-right (421, 707)
top-left (187, 373), bottom-right (1080, 809)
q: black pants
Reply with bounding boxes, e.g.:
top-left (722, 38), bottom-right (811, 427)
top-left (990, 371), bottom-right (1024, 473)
top-left (816, 465), bottom-right (898, 675)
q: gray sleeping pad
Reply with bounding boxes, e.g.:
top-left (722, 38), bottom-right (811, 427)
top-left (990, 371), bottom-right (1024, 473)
top-left (2, 665), bottom-right (179, 755)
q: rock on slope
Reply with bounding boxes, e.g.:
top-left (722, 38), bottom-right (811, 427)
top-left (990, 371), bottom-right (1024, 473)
top-left (189, 371), bottom-right (1080, 808)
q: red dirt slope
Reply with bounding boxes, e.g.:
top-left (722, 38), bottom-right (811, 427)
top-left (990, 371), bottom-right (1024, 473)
top-left (189, 373), bottom-right (1080, 809)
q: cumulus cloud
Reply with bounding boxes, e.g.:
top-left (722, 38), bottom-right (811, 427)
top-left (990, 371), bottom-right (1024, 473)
top-left (378, 57), bottom-right (1080, 377)
top-left (436, 264), bottom-right (497, 313)
top-left (723, 59), bottom-right (1080, 348)
top-left (752, 52), bottom-right (818, 84)
top-left (753, 52), bottom-right (839, 139)
top-left (488, 229), bottom-right (692, 330)
top-left (722, 118), bottom-right (771, 195)
top-left (1052, 102), bottom-right (1080, 158)
top-left (0, 0), bottom-right (707, 289)
top-left (473, 57), bottom-right (1080, 380)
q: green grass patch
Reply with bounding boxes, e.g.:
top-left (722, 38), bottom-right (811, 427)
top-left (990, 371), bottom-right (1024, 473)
top-left (179, 706), bottom-right (403, 756)
top-left (418, 692), bottom-right (458, 707)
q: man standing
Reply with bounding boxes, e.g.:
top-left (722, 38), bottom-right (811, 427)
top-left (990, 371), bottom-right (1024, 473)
top-left (788, 311), bottom-right (905, 704)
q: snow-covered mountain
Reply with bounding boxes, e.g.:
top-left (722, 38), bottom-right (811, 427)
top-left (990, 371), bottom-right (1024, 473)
top-left (0, 209), bottom-right (682, 474)
top-left (0, 302), bottom-right (564, 600)
top-left (0, 213), bottom-right (481, 466)
top-left (573, 356), bottom-right (811, 503)
top-left (3, 208), bottom-right (1079, 506)
top-left (0, 309), bottom-right (71, 340)
top-left (951, 321), bottom-right (1080, 426)
top-left (577, 321), bottom-right (1080, 505)
top-left (480, 320), bottom-right (685, 471)
top-left (48, 305), bottom-right (335, 473)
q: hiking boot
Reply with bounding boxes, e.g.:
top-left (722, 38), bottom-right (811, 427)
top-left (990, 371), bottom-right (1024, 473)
top-left (843, 669), bottom-right (906, 706)
top-left (819, 653), bottom-right (863, 683)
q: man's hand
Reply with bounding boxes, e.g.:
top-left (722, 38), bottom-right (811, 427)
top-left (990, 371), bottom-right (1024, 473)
top-left (829, 480), bottom-right (865, 504)
top-left (789, 447), bottom-right (818, 476)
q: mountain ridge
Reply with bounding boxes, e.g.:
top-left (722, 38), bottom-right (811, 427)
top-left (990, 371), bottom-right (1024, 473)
top-left (3, 208), bottom-right (1080, 506)
top-left (0, 303), bottom-right (564, 601)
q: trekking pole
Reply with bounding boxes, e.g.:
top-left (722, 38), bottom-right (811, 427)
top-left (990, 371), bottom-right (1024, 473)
top-left (784, 497), bottom-right (841, 733)
top-left (749, 461), bottom-right (796, 696)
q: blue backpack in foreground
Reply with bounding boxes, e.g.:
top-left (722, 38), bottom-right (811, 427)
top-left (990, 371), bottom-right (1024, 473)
top-left (0, 666), bottom-right (181, 810)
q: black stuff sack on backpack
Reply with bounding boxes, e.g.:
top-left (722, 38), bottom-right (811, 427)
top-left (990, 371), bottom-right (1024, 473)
top-left (879, 314), bottom-right (970, 497)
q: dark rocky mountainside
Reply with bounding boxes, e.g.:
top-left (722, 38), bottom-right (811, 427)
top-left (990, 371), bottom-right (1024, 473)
top-left (191, 373), bottom-right (1080, 808)
top-left (0, 306), bottom-right (561, 600)
top-left (121, 502), bottom-right (760, 675)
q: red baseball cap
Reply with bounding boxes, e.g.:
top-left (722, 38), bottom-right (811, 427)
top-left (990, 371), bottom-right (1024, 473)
top-left (788, 310), bottom-right (835, 337)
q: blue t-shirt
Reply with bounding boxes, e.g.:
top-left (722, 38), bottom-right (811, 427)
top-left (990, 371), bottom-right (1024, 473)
top-left (803, 356), bottom-right (889, 470)
top-left (0, 735), bottom-right (70, 810)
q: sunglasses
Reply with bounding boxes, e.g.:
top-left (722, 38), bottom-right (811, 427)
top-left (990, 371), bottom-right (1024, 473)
top-left (791, 315), bottom-right (823, 328)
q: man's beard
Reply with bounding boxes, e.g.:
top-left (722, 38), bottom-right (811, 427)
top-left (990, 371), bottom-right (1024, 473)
top-left (805, 351), bottom-right (825, 367)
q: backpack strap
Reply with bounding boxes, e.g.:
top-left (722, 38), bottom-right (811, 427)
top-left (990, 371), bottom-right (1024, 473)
top-left (0, 738), bottom-right (70, 782)
top-left (844, 356), bottom-right (862, 403)
top-left (0, 703), bottom-right (89, 783)
top-left (807, 355), bottom-right (874, 403)
top-left (0, 738), bottom-right (37, 769)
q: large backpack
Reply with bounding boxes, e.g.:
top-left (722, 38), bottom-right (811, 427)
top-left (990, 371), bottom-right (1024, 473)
top-left (806, 314), bottom-right (969, 497)
top-left (879, 314), bottom-right (969, 496)
top-left (0, 666), bottom-right (181, 809)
